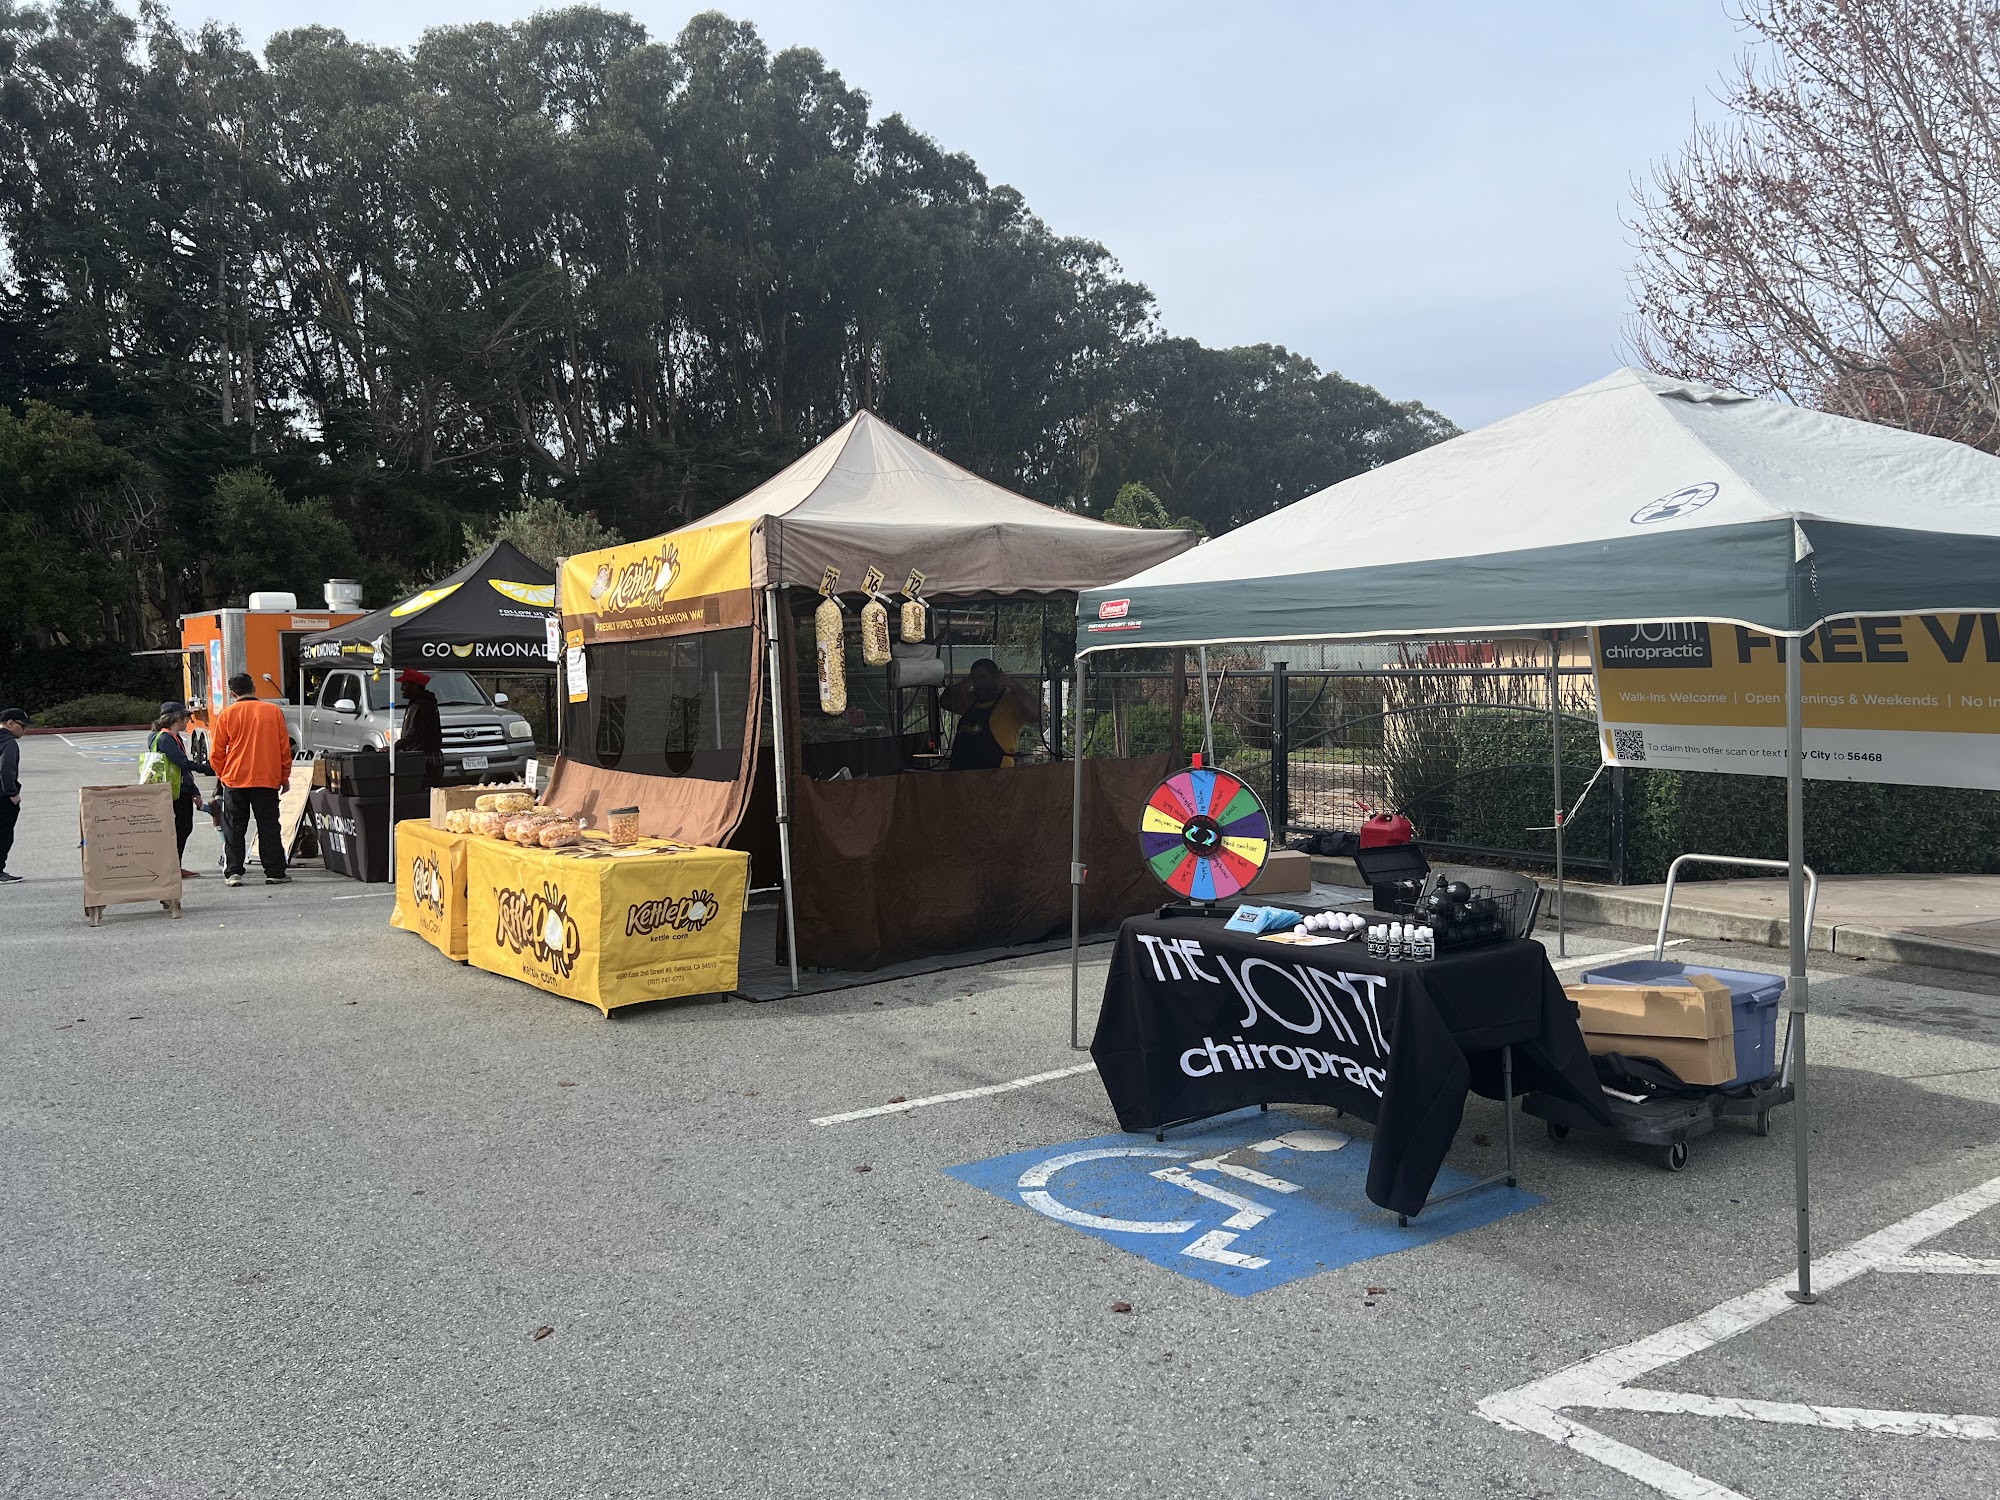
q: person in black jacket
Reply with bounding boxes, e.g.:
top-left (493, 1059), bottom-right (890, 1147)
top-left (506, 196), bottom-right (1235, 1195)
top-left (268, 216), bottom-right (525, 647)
top-left (0, 706), bottom-right (24, 883)
top-left (395, 670), bottom-right (445, 788)
top-left (149, 702), bottom-right (207, 877)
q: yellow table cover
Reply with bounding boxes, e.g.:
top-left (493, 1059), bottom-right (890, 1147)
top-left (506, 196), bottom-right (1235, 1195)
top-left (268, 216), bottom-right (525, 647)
top-left (464, 835), bottom-right (748, 1014)
top-left (389, 819), bottom-right (472, 962)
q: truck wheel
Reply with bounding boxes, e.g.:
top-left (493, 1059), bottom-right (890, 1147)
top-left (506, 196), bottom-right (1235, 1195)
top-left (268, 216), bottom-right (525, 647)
top-left (1755, 1108), bottom-right (1772, 1138)
top-left (1546, 1122), bottom-right (1569, 1142)
top-left (1661, 1140), bottom-right (1689, 1172)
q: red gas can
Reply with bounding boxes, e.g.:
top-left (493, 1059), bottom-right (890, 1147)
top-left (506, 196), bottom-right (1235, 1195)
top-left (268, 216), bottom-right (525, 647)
top-left (1359, 812), bottom-right (1414, 849)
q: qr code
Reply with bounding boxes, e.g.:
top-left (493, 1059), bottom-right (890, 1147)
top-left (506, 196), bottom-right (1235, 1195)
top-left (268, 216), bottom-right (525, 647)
top-left (1613, 728), bottom-right (1647, 762)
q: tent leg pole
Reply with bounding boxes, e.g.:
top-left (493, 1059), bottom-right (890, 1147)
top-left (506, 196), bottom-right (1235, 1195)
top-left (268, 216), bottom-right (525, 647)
top-left (1070, 656), bottom-right (1088, 1052)
top-left (388, 693), bottom-right (397, 885)
top-left (765, 588), bottom-right (800, 992)
top-left (1785, 639), bottom-right (1816, 1305)
top-left (1197, 646), bottom-right (1214, 761)
top-left (1550, 630), bottom-right (1565, 957)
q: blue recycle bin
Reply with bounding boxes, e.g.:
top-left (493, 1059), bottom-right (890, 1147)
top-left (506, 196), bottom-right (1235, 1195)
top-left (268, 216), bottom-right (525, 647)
top-left (1578, 959), bottom-right (1786, 1089)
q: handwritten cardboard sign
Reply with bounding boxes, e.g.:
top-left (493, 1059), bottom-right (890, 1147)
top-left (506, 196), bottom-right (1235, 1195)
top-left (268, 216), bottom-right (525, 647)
top-left (80, 783), bottom-right (182, 912)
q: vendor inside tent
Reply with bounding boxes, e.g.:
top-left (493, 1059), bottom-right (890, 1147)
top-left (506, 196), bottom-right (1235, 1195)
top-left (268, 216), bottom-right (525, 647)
top-left (551, 410), bottom-right (1197, 982)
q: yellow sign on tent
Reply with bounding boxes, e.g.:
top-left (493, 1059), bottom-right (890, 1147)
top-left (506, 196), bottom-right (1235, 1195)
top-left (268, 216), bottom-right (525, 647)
top-left (389, 820), bottom-right (471, 961)
top-left (1594, 616), bottom-right (2000, 788)
top-left (561, 519), bottom-right (758, 644)
top-left (464, 838), bottom-right (748, 1014)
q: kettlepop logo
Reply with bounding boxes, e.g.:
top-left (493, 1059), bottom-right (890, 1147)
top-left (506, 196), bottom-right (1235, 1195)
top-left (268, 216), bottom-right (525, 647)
top-left (625, 890), bottom-right (719, 939)
top-left (494, 881), bottom-right (583, 978)
top-left (410, 851), bottom-right (445, 917)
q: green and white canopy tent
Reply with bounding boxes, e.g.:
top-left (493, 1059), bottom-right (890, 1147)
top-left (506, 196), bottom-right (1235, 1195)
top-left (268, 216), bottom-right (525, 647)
top-left (1069, 366), bottom-right (2000, 1301)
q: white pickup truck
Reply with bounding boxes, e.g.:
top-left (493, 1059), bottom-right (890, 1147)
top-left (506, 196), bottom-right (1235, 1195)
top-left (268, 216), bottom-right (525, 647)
top-left (285, 666), bottom-right (537, 784)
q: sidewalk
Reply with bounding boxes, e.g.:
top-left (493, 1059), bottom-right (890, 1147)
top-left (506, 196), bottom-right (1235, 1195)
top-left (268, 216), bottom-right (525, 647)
top-left (1311, 855), bottom-right (2000, 976)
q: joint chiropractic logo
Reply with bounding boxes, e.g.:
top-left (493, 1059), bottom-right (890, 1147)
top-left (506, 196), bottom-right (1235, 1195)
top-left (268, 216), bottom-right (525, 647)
top-left (410, 852), bottom-right (445, 917)
top-left (625, 889), bottom-right (719, 938)
top-left (1598, 621), bottom-right (1714, 669)
top-left (1134, 932), bottom-right (1392, 1097)
top-left (494, 881), bottom-right (582, 977)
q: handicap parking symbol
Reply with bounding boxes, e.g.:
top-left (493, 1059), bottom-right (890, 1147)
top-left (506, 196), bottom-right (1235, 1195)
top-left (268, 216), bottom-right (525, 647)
top-left (947, 1108), bottom-right (1540, 1296)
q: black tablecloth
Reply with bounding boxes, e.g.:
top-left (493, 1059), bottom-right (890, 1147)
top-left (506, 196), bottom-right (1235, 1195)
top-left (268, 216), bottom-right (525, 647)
top-left (1090, 915), bottom-right (1613, 1215)
top-left (309, 788), bottom-right (431, 883)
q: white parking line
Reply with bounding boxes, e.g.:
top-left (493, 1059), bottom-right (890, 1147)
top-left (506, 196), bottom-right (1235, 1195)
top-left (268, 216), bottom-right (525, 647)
top-left (811, 1062), bottom-right (1097, 1126)
top-left (1479, 1171), bottom-right (2000, 1499)
top-left (809, 944), bottom-right (1678, 1130)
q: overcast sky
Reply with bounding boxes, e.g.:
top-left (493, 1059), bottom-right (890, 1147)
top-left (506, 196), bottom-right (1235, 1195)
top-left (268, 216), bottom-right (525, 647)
top-left (146, 1), bottom-right (1750, 430)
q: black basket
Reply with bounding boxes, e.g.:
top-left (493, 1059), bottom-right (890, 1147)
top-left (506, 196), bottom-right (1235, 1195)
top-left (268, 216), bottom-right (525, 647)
top-left (1428, 885), bottom-right (1520, 951)
top-left (327, 750), bottom-right (426, 798)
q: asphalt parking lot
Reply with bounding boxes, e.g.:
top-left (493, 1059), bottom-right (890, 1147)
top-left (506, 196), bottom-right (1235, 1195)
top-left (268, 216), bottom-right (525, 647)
top-left (6, 732), bottom-right (1999, 1499)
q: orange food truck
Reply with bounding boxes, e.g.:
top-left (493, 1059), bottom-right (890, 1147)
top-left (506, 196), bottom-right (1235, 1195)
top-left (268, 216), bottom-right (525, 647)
top-left (179, 581), bottom-right (366, 765)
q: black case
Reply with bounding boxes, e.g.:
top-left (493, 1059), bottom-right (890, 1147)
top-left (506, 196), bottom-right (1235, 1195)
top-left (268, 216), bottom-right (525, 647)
top-left (1352, 843), bottom-right (1430, 914)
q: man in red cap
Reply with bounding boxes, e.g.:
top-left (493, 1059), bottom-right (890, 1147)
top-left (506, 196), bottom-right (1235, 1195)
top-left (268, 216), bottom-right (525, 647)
top-left (396, 669), bottom-right (444, 788)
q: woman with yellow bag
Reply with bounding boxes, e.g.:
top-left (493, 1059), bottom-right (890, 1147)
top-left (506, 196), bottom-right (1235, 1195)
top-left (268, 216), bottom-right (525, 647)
top-left (141, 702), bottom-right (207, 878)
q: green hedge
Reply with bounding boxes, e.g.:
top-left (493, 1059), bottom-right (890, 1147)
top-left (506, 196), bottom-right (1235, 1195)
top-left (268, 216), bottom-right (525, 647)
top-left (1623, 769), bottom-right (2000, 883)
top-left (1084, 703), bottom-right (1242, 765)
top-left (0, 644), bottom-right (179, 716)
top-left (1446, 709), bottom-right (1607, 863)
top-left (1448, 705), bottom-right (2000, 881)
top-left (34, 693), bottom-right (164, 727)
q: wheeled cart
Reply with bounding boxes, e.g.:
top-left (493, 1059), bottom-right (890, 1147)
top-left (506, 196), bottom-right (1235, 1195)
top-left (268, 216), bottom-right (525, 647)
top-left (1522, 850), bottom-right (1813, 1172)
top-left (1523, 1073), bottom-right (1793, 1172)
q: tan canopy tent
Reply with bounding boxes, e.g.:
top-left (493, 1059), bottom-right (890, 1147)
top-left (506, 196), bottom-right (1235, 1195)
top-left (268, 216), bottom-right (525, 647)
top-left (551, 411), bottom-right (1195, 984)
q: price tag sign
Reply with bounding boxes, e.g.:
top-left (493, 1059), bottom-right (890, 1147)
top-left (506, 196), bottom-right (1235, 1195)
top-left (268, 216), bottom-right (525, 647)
top-left (905, 569), bottom-right (927, 596)
top-left (818, 566), bottom-right (841, 598)
top-left (860, 565), bottom-right (885, 595)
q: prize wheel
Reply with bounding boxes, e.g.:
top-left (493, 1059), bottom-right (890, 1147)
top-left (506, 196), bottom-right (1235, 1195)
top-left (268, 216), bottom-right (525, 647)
top-left (1139, 765), bottom-right (1270, 902)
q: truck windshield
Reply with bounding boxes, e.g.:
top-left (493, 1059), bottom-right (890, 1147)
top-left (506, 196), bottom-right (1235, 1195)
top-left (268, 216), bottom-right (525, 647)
top-left (420, 670), bottom-right (489, 706)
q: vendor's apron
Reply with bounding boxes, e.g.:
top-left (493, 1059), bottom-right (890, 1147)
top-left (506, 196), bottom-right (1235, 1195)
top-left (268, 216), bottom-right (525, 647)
top-left (949, 696), bottom-right (1005, 771)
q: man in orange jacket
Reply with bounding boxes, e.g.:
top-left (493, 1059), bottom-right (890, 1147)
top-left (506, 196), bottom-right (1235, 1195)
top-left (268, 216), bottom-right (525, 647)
top-left (210, 673), bottom-right (295, 886)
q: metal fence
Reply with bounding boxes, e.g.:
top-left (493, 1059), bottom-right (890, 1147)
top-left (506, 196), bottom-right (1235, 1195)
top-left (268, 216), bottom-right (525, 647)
top-left (1079, 645), bottom-right (1628, 881)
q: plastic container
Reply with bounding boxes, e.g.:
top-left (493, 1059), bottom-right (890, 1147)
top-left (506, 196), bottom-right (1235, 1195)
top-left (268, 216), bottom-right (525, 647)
top-left (1578, 959), bottom-right (1786, 1088)
top-left (607, 806), bottom-right (641, 845)
top-left (1360, 812), bottom-right (1414, 848)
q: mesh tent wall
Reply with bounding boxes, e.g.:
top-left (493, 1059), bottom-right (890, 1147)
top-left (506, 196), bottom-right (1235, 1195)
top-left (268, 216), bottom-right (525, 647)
top-left (1069, 367), bottom-right (2000, 1301)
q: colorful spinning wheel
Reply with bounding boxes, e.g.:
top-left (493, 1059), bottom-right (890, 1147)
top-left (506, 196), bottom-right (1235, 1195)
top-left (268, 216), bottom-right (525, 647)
top-left (1139, 764), bottom-right (1271, 901)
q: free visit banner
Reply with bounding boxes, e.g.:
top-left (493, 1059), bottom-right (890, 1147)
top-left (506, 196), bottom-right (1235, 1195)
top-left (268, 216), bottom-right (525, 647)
top-left (1593, 616), bottom-right (2000, 789)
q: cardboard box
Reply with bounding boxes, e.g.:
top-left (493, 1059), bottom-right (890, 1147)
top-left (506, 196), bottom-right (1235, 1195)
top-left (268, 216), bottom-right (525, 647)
top-left (79, 783), bottom-right (182, 922)
top-left (1583, 1029), bottom-right (1737, 1086)
top-left (430, 782), bottom-right (531, 829)
top-left (1566, 974), bottom-right (1732, 1039)
top-left (1245, 849), bottom-right (1312, 895)
top-left (1571, 975), bottom-right (1738, 1085)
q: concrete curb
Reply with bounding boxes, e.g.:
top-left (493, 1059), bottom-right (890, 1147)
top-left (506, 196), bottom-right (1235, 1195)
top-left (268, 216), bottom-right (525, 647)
top-left (23, 724), bottom-right (150, 735)
top-left (1309, 853), bottom-right (2000, 979)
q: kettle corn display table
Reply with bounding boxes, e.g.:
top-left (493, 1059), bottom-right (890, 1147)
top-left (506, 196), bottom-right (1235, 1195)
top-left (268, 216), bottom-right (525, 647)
top-left (389, 820), bottom-right (473, 961)
top-left (461, 834), bottom-right (748, 1015)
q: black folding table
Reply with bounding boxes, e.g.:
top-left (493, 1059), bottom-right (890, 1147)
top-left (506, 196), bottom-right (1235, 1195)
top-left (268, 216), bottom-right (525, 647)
top-left (1090, 914), bottom-right (1612, 1219)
